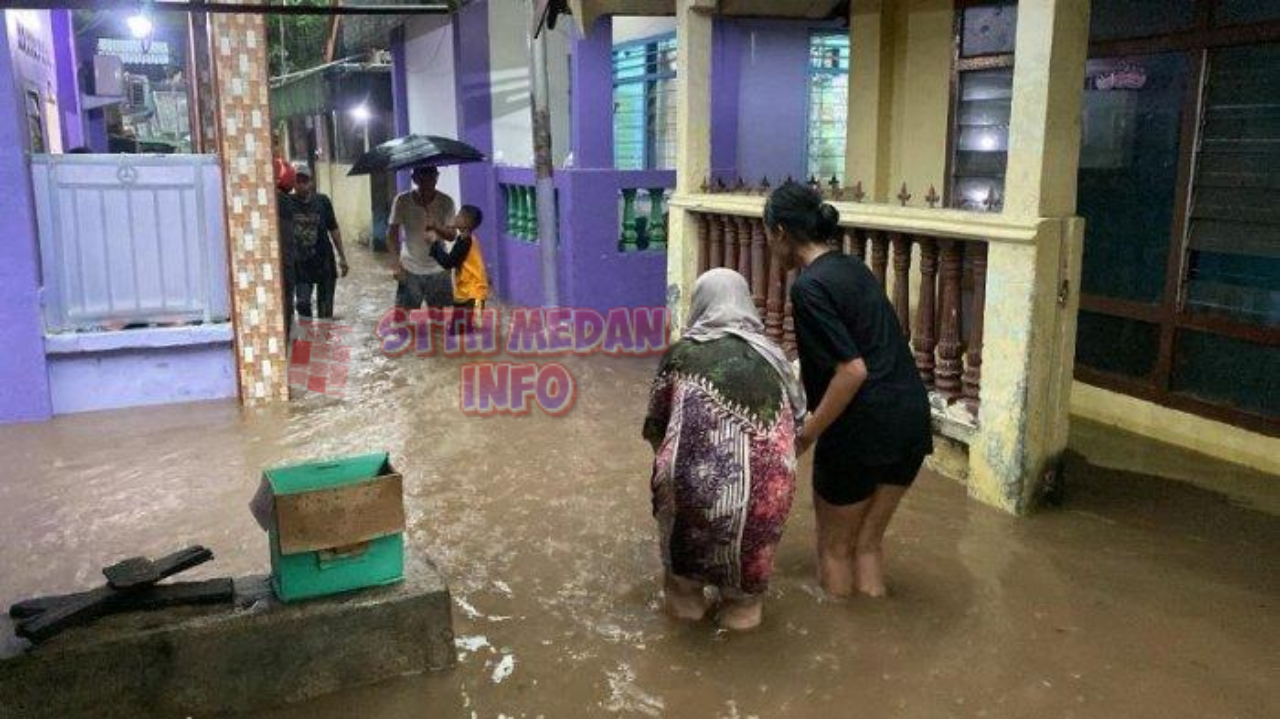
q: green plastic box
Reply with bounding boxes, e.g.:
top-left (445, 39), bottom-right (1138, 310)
top-left (263, 452), bottom-right (405, 602)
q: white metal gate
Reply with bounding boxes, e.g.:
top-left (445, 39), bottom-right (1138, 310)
top-left (32, 154), bottom-right (230, 333)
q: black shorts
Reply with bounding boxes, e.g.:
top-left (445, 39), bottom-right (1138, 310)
top-left (812, 449), bottom-right (925, 506)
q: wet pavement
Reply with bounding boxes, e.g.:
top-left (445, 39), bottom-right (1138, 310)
top-left (0, 246), bottom-right (1276, 717)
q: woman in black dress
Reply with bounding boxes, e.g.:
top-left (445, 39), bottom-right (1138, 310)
top-left (764, 182), bottom-right (933, 598)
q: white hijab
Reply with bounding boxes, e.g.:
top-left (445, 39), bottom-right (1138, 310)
top-left (683, 268), bottom-right (807, 422)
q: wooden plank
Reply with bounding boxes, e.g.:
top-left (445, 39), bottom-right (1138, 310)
top-left (274, 474), bottom-right (405, 555)
top-left (13, 546), bottom-right (213, 643)
top-left (10, 579), bottom-right (234, 619)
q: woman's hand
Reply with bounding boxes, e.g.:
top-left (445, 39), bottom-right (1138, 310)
top-left (796, 424), bottom-right (819, 456)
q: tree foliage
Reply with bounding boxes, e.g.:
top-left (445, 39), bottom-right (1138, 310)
top-left (267, 0), bottom-right (333, 78)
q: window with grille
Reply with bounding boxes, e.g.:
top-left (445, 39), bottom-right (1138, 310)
top-left (806, 32), bottom-right (851, 184)
top-left (1072, 13), bottom-right (1280, 433)
top-left (948, 0), bottom-right (1016, 212)
top-left (612, 35), bottom-right (677, 171)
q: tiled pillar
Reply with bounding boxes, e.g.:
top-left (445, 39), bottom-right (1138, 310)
top-left (210, 10), bottom-right (288, 405)
top-left (0, 22), bottom-right (52, 423)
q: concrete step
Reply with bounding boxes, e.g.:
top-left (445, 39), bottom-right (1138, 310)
top-left (1, 558), bottom-right (455, 717)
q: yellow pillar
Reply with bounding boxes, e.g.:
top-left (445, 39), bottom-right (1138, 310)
top-left (967, 0), bottom-right (1089, 512)
top-left (210, 9), bottom-right (289, 404)
top-left (1002, 0), bottom-right (1090, 220)
top-left (666, 0), bottom-right (714, 332)
top-left (846, 0), bottom-right (894, 199)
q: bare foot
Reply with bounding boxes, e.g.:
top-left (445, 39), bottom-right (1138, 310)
top-left (717, 598), bottom-right (763, 631)
top-left (855, 548), bottom-right (887, 598)
top-left (818, 550), bottom-right (856, 598)
top-left (663, 575), bottom-right (709, 621)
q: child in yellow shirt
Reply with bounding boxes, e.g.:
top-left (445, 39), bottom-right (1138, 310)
top-left (429, 204), bottom-right (491, 331)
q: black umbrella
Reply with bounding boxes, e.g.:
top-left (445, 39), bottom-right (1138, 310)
top-left (347, 134), bottom-right (486, 176)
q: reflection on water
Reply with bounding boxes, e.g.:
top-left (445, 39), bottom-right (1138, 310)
top-left (0, 247), bottom-right (1276, 717)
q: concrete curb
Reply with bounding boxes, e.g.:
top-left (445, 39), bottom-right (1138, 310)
top-left (1, 559), bottom-right (455, 717)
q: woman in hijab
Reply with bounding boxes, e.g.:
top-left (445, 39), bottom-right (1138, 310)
top-left (642, 268), bottom-right (805, 631)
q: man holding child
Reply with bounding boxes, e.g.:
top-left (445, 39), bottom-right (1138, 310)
top-left (387, 165), bottom-right (456, 309)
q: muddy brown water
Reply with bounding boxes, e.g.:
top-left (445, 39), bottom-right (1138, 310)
top-left (1, 248), bottom-right (1276, 718)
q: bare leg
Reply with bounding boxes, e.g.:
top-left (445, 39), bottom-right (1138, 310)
top-left (718, 596), bottom-right (763, 631)
top-left (663, 572), bottom-right (709, 621)
top-left (853, 484), bottom-right (909, 598)
top-left (814, 494), bottom-right (870, 598)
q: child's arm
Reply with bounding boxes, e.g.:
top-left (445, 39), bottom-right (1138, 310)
top-left (430, 232), bottom-right (472, 270)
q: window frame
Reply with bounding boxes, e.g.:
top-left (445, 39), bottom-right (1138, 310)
top-left (947, 0), bottom-right (1280, 435)
top-left (804, 29), bottom-right (852, 184)
top-left (945, 0), bottom-right (1016, 213)
top-left (611, 32), bottom-right (677, 171)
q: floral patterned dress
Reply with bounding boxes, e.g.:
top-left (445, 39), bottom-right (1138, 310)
top-left (642, 336), bottom-right (798, 597)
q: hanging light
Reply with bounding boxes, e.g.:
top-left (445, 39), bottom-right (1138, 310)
top-left (127, 0), bottom-right (154, 52)
top-left (349, 103), bottom-right (372, 123)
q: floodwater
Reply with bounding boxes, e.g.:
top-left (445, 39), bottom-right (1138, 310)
top-left (0, 247), bottom-right (1276, 718)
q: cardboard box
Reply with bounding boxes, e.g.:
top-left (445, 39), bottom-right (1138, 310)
top-left (259, 452), bottom-right (405, 602)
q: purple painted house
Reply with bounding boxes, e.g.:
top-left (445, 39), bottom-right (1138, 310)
top-left (0, 2), bottom-right (845, 426)
top-left (1, 9), bottom-right (237, 425)
top-left (386, 2), bottom-right (845, 313)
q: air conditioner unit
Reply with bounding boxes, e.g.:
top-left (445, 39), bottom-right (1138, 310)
top-left (92, 54), bottom-right (124, 97)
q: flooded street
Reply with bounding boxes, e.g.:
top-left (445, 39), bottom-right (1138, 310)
top-left (0, 247), bottom-right (1276, 718)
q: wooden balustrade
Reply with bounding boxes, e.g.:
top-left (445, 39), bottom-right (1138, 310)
top-left (891, 234), bottom-right (912, 339)
top-left (692, 210), bottom-right (990, 424)
top-left (962, 243), bottom-right (988, 418)
top-left (749, 218), bottom-right (766, 316)
top-left (913, 238), bottom-right (939, 386)
top-left (735, 215), bottom-right (752, 284)
top-left (869, 231), bottom-right (889, 288)
top-left (934, 239), bottom-right (965, 403)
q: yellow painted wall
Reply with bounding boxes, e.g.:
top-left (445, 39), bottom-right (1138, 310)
top-left (845, 0), bottom-right (1272, 492)
top-left (315, 161), bottom-right (373, 244)
top-left (1071, 382), bottom-right (1280, 477)
top-left (885, 0), bottom-right (953, 205)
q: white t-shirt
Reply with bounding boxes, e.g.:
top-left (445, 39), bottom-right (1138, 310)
top-left (389, 189), bottom-right (456, 275)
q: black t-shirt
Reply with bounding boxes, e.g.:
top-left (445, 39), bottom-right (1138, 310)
top-left (791, 251), bottom-right (933, 464)
top-left (277, 190), bottom-right (295, 283)
top-left (291, 194), bottom-right (339, 283)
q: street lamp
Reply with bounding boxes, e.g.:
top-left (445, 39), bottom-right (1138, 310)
top-left (349, 103), bottom-right (371, 153)
top-left (126, 12), bottom-right (152, 39)
top-left (127, 1), bottom-right (154, 52)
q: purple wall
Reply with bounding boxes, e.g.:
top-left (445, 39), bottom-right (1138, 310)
top-left (571, 17), bottom-right (614, 169)
top-left (733, 19), bottom-right (837, 184)
top-left (711, 18), bottom-right (743, 181)
top-left (558, 169), bottom-right (670, 313)
top-left (50, 10), bottom-right (83, 150)
top-left (493, 166), bottom-right (671, 312)
top-left (44, 326), bottom-right (236, 414)
top-left (452, 1), bottom-right (498, 294)
top-left (390, 25), bottom-right (411, 194)
top-left (0, 23), bottom-right (53, 423)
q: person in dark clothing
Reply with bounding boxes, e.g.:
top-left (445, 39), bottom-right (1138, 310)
top-left (764, 182), bottom-right (933, 599)
top-left (290, 168), bottom-right (349, 319)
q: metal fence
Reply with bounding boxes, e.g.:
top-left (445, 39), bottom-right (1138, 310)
top-left (32, 155), bottom-right (230, 333)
